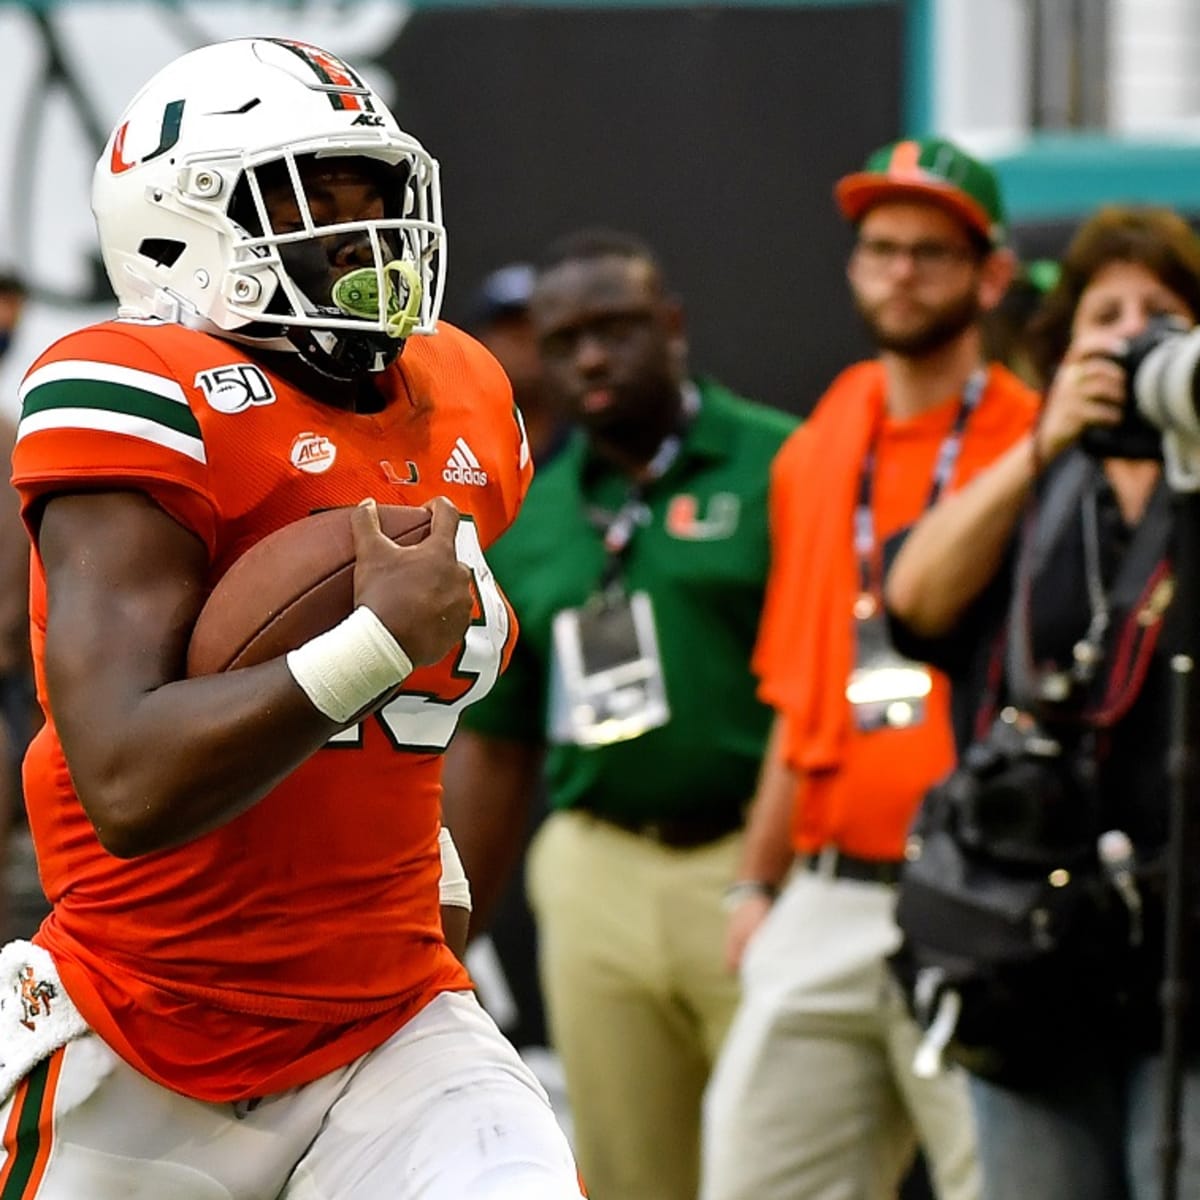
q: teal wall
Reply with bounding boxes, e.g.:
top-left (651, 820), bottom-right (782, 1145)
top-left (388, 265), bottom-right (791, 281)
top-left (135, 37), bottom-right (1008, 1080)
top-left (994, 134), bottom-right (1200, 223)
top-left (902, 0), bottom-right (933, 136)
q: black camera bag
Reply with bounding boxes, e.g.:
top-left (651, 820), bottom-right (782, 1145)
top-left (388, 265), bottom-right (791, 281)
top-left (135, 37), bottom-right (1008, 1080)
top-left (892, 756), bottom-right (1133, 1084)
top-left (891, 455), bottom-right (1173, 1085)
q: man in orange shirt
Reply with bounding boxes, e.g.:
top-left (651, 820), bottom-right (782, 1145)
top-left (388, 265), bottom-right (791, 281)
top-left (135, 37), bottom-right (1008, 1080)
top-left (0, 37), bottom-right (583, 1200)
top-left (701, 139), bottom-right (1039, 1200)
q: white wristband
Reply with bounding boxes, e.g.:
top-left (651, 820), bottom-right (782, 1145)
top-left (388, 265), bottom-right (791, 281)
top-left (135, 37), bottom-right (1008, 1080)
top-left (438, 826), bottom-right (472, 911)
top-left (286, 606), bottom-right (413, 724)
top-left (721, 880), bottom-right (777, 913)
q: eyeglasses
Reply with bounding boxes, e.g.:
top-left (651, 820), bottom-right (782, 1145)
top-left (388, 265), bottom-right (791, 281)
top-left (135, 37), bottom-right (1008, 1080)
top-left (853, 237), bottom-right (981, 276)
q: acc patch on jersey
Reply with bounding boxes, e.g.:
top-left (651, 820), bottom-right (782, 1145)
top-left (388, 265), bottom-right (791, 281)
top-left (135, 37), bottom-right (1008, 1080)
top-left (290, 431), bottom-right (337, 474)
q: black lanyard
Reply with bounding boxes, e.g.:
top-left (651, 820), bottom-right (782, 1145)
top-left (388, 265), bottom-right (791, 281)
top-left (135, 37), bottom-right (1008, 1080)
top-left (1005, 455), bottom-right (1172, 719)
top-left (854, 369), bottom-right (986, 602)
top-left (588, 384), bottom-right (699, 592)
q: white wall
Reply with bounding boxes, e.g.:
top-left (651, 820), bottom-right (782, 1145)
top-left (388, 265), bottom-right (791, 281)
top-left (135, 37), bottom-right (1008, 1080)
top-left (932, 0), bottom-right (1200, 142)
top-left (1108, 0), bottom-right (1200, 132)
top-left (931, 0), bottom-right (1031, 143)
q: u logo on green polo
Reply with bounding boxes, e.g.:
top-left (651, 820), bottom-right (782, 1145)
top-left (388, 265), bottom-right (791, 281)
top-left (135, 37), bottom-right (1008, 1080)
top-left (665, 493), bottom-right (740, 540)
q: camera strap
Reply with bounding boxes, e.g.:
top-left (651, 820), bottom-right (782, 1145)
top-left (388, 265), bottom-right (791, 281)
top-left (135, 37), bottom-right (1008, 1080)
top-left (1004, 451), bottom-right (1173, 727)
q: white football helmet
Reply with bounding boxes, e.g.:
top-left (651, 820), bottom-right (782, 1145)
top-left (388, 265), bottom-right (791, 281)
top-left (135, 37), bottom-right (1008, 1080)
top-left (92, 37), bottom-right (446, 377)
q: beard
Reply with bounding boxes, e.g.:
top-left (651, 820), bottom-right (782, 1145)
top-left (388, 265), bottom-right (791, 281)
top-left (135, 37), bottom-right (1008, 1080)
top-left (855, 288), bottom-right (981, 358)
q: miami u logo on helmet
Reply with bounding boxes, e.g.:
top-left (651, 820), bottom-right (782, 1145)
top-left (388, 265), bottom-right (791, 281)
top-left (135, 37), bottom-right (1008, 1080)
top-left (110, 99), bottom-right (185, 175)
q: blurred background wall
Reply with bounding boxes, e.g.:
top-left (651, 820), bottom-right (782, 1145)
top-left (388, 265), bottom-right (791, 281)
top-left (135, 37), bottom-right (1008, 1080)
top-left (0, 0), bottom-right (903, 418)
top-left (2, 0), bottom-right (1200, 415)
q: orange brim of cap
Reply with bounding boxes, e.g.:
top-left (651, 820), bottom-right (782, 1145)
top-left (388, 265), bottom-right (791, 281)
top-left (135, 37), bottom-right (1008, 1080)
top-left (834, 174), bottom-right (995, 243)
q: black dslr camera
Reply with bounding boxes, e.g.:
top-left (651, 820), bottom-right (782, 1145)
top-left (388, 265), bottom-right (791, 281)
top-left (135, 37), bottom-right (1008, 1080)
top-left (931, 714), bottom-right (1096, 869)
top-left (1082, 315), bottom-right (1200, 460)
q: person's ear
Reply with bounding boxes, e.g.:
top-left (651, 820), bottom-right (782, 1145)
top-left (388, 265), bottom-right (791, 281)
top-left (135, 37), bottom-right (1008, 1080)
top-left (978, 246), bottom-right (1018, 313)
top-left (663, 298), bottom-right (688, 376)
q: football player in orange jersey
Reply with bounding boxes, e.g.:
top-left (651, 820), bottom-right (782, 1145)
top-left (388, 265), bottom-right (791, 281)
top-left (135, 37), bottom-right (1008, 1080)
top-left (0, 37), bottom-right (584, 1200)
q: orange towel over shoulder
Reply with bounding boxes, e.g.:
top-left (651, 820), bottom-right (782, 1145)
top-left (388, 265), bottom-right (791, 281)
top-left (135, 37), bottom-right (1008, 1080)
top-left (754, 361), bottom-right (1039, 859)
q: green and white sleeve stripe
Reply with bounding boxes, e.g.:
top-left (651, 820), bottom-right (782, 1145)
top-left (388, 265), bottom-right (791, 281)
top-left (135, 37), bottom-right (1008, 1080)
top-left (17, 360), bottom-right (206, 464)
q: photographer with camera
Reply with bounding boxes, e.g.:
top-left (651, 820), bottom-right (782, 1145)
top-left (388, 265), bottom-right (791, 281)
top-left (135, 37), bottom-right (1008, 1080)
top-left (885, 205), bottom-right (1200, 1199)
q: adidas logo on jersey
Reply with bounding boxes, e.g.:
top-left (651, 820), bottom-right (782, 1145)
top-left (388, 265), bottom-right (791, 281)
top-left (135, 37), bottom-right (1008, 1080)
top-left (442, 437), bottom-right (488, 486)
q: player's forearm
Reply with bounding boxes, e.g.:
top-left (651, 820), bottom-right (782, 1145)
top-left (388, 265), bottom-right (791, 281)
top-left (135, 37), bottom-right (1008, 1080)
top-left (441, 903), bottom-right (470, 961)
top-left (54, 659), bottom-right (342, 858)
top-left (39, 488), bottom-right (392, 857)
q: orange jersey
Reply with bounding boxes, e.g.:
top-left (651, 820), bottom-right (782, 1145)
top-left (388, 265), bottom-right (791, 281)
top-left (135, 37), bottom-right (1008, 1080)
top-left (11, 318), bottom-right (531, 1101)
top-left (755, 362), bottom-right (1039, 860)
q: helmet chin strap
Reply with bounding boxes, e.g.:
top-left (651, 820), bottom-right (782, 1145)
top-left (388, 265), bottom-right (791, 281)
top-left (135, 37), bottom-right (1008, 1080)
top-left (286, 325), bottom-right (401, 381)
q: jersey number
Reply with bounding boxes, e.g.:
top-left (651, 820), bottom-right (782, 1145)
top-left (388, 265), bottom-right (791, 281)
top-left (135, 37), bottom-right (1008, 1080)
top-left (326, 517), bottom-right (510, 752)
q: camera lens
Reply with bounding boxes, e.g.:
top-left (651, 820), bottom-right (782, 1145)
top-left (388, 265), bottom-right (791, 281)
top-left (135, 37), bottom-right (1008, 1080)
top-left (1134, 324), bottom-right (1200, 443)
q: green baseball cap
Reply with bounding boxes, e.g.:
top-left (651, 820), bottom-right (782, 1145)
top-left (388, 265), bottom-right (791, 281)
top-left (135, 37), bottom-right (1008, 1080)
top-left (835, 137), bottom-right (1006, 246)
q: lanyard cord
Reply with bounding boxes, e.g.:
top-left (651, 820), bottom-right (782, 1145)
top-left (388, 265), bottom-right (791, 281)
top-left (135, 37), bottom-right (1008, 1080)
top-left (853, 368), bottom-right (987, 599)
top-left (1005, 474), bottom-right (1106, 712)
top-left (1072, 479), bottom-right (1109, 685)
top-left (1004, 457), bottom-right (1172, 721)
top-left (590, 384), bottom-right (700, 592)
top-left (600, 430), bottom-right (684, 556)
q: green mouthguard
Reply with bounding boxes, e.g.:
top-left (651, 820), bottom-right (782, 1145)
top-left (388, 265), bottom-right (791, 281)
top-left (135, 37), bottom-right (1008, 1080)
top-left (331, 259), bottom-right (424, 339)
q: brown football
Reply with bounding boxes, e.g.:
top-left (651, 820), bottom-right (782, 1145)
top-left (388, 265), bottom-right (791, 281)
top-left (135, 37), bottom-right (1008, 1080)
top-left (186, 504), bottom-right (432, 677)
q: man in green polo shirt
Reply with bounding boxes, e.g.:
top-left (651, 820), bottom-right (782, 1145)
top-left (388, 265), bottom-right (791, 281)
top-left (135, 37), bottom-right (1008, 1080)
top-left (442, 228), bottom-right (795, 1200)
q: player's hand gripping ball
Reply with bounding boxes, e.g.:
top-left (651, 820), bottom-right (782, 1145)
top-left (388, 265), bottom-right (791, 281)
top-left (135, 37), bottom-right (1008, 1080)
top-left (186, 504), bottom-right (432, 676)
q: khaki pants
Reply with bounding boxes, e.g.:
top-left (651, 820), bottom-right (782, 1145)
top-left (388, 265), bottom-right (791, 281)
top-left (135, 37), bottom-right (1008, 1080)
top-left (701, 867), bottom-right (980, 1200)
top-left (527, 809), bottom-right (742, 1200)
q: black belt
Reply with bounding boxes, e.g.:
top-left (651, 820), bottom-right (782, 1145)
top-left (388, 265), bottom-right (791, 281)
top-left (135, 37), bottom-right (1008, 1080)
top-left (800, 847), bottom-right (904, 885)
top-left (586, 809), bottom-right (742, 849)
